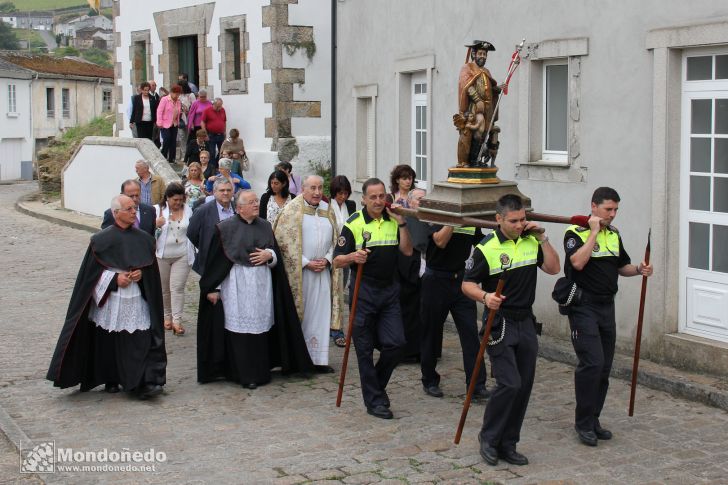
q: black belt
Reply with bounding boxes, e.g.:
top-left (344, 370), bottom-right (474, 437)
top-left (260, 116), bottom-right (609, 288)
top-left (424, 267), bottom-right (464, 280)
top-left (580, 290), bottom-right (614, 304)
top-left (496, 307), bottom-right (533, 320)
top-left (360, 275), bottom-right (395, 287)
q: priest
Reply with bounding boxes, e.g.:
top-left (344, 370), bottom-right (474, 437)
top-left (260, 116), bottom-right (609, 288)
top-left (274, 175), bottom-right (343, 372)
top-left (197, 189), bottom-right (313, 388)
top-left (47, 195), bottom-right (167, 399)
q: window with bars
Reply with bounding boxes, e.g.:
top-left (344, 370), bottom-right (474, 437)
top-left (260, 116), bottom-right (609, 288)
top-left (7, 84), bottom-right (16, 113)
top-left (62, 88), bottom-right (70, 118)
top-left (412, 80), bottom-right (427, 185)
top-left (46, 87), bottom-right (55, 118)
top-left (102, 89), bottom-right (112, 112)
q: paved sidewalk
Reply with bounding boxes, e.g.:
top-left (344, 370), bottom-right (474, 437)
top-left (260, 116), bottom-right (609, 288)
top-left (3, 182), bottom-right (728, 484)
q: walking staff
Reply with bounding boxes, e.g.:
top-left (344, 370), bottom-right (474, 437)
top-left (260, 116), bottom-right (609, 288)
top-left (336, 232), bottom-right (370, 407)
top-left (628, 229), bottom-right (651, 416)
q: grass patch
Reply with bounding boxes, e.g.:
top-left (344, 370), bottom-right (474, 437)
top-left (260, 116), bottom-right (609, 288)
top-left (12, 28), bottom-right (46, 50)
top-left (37, 114), bottom-right (114, 196)
top-left (15, 0), bottom-right (86, 11)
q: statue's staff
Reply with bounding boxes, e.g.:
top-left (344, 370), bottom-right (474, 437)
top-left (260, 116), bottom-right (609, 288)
top-left (477, 39), bottom-right (526, 163)
top-left (628, 229), bottom-right (651, 416)
top-left (454, 263), bottom-right (510, 444)
top-left (336, 231), bottom-right (371, 407)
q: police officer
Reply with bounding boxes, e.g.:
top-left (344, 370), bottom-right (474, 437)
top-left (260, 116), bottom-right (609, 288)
top-left (462, 194), bottom-right (560, 466)
top-left (419, 221), bottom-right (489, 400)
top-left (564, 187), bottom-right (653, 446)
top-left (333, 178), bottom-right (413, 419)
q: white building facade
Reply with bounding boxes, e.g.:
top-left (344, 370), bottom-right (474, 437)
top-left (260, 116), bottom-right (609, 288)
top-left (112, 0), bottom-right (331, 190)
top-left (0, 60), bottom-right (33, 181)
top-left (335, 1), bottom-right (728, 375)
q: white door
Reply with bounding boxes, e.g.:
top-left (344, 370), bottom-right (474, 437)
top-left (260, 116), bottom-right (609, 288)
top-left (0, 138), bottom-right (23, 180)
top-left (679, 49), bottom-right (728, 343)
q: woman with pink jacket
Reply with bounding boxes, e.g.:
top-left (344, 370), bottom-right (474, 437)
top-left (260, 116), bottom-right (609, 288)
top-left (156, 84), bottom-right (182, 163)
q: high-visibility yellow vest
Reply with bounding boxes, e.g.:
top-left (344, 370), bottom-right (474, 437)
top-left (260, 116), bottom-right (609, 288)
top-left (453, 226), bottom-right (476, 236)
top-left (566, 225), bottom-right (620, 259)
top-left (475, 233), bottom-right (539, 276)
top-left (344, 210), bottom-right (399, 249)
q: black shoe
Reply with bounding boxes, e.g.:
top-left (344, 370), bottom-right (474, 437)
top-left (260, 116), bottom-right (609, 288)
top-left (366, 405), bottom-right (393, 419)
top-left (472, 387), bottom-right (491, 401)
top-left (575, 426), bottom-right (598, 447)
top-left (498, 449), bottom-right (529, 466)
top-left (104, 383), bottom-right (120, 394)
top-left (245, 383), bottom-right (257, 390)
top-left (423, 384), bottom-right (444, 398)
top-left (594, 424), bottom-right (612, 440)
top-left (478, 435), bottom-right (498, 466)
top-left (137, 384), bottom-right (163, 400)
top-left (381, 390), bottom-right (390, 408)
top-left (314, 365), bottom-right (336, 374)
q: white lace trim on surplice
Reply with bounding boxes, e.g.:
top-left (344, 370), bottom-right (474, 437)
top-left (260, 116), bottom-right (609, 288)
top-left (88, 269), bottom-right (151, 333)
top-left (221, 263), bottom-right (275, 334)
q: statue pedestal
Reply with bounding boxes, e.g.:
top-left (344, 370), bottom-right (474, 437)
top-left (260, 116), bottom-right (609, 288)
top-left (447, 166), bottom-right (500, 184)
top-left (419, 178), bottom-right (532, 219)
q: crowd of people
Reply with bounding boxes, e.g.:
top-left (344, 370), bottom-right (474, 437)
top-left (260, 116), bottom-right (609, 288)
top-left (46, 155), bottom-right (654, 467)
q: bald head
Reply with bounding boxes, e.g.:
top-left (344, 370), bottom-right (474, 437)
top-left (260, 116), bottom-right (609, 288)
top-left (302, 174), bottom-right (324, 206)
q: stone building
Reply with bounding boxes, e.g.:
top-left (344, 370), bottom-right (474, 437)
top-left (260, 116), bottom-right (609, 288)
top-left (335, 1), bottom-right (728, 376)
top-left (0, 11), bottom-right (53, 31)
top-left (0, 58), bottom-right (33, 181)
top-left (112, 0), bottom-right (331, 189)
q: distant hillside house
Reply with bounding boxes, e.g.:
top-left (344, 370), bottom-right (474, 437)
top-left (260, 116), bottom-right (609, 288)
top-left (112, 0), bottom-right (331, 188)
top-left (0, 11), bottom-right (53, 31)
top-left (0, 51), bottom-right (114, 158)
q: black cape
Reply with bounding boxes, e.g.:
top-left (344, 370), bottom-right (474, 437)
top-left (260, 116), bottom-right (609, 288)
top-left (46, 225), bottom-right (166, 389)
top-left (196, 215), bottom-right (314, 383)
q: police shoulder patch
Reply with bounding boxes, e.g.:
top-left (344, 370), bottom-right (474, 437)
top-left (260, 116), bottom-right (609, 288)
top-left (337, 236), bottom-right (347, 247)
top-left (346, 212), bottom-right (361, 223)
top-left (566, 237), bottom-right (577, 250)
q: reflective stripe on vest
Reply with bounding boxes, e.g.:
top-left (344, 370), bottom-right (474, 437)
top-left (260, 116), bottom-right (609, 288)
top-left (566, 224), bottom-right (620, 259)
top-left (475, 234), bottom-right (539, 276)
top-left (453, 226), bottom-right (476, 236)
top-left (344, 210), bottom-right (399, 250)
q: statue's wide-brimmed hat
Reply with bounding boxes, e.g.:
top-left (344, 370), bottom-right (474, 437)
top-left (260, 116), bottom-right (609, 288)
top-left (465, 40), bottom-right (495, 52)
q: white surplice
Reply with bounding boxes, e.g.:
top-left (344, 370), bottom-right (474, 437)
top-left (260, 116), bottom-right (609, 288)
top-left (301, 200), bottom-right (334, 365)
top-left (220, 250), bottom-right (277, 334)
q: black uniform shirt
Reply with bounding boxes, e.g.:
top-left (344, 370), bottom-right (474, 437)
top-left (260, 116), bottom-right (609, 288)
top-left (564, 227), bottom-right (631, 296)
top-left (425, 225), bottom-right (483, 273)
top-left (464, 230), bottom-right (544, 310)
top-left (334, 207), bottom-right (400, 283)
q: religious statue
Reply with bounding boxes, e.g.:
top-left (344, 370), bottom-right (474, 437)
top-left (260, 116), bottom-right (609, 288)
top-left (453, 40), bottom-right (502, 168)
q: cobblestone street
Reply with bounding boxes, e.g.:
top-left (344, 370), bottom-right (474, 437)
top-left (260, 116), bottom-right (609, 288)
top-left (1, 183), bottom-right (728, 484)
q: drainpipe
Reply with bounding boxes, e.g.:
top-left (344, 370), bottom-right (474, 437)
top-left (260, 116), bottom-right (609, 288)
top-left (330, 0), bottom-right (337, 175)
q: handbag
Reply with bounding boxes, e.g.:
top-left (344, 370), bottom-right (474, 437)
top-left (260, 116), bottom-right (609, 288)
top-left (552, 277), bottom-right (582, 315)
top-left (241, 153), bottom-right (250, 172)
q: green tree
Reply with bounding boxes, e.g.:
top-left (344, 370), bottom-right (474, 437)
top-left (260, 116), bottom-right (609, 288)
top-left (0, 21), bottom-right (19, 50)
top-left (0, 2), bottom-right (16, 13)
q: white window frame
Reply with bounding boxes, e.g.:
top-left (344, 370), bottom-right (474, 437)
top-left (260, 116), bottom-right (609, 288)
top-left (352, 84), bottom-right (378, 188)
top-left (61, 88), bottom-right (70, 119)
top-left (541, 59), bottom-right (569, 162)
top-left (7, 84), bottom-right (17, 114)
top-left (411, 72), bottom-right (428, 189)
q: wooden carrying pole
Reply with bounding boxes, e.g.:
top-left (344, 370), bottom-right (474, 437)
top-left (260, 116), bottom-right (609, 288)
top-left (628, 229), bottom-right (651, 417)
top-left (390, 206), bottom-right (545, 233)
top-left (454, 271), bottom-right (507, 444)
top-left (336, 233), bottom-right (370, 407)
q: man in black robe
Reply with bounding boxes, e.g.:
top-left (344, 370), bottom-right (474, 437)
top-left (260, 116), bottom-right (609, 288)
top-left (197, 189), bottom-right (313, 388)
top-left (47, 195), bottom-right (167, 399)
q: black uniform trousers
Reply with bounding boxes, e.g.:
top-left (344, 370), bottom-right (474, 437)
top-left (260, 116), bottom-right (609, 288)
top-left (480, 313), bottom-right (538, 452)
top-left (568, 300), bottom-right (616, 432)
top-left (419, 270), bottom-right (486, 391)
top-left (350, 278), bottom-right (406, 408)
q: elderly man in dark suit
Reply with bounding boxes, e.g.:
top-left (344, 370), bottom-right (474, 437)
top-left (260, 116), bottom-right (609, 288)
top-left (187, 177), bottom-right (235, 276)
top-left (101, 180), bottom-right (156, 237)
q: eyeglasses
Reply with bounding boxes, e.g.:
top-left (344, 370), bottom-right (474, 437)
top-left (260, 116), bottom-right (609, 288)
top-left (238, 199), bottom-right (260, 206)
top-left (116, 206), bottom-right (137, 213)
